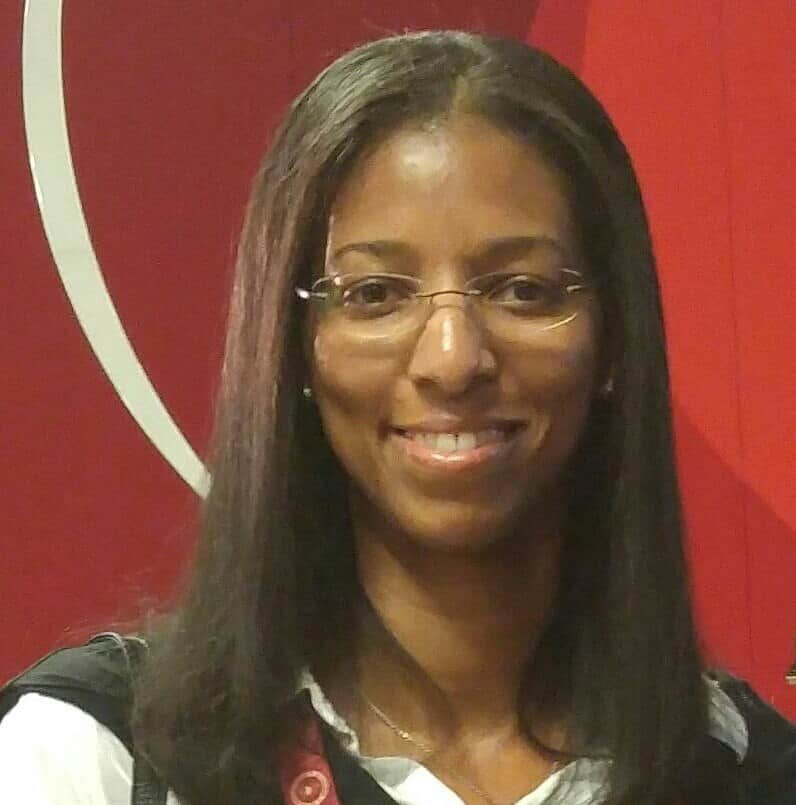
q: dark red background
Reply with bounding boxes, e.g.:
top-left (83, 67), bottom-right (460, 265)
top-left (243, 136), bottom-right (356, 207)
top-left (2, 1), bottom-right (794, 717)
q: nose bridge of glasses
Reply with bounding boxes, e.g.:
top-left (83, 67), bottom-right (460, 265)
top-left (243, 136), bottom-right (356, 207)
top-left (420, 286), bottom-right (477, 302)
top-left (415, 285), bottom-right (483, 325)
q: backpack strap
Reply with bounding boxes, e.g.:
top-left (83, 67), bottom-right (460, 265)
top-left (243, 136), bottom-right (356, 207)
top-left (93, 634), bottom-right (169, 805)
top-left (132, 757), bottom-right (169, 805)
top-left (716, 673), bottom-right (796, 804)
top-left (317, 719), bottom-right (404, 805)
top-left (0, 633), bottom-right (167, 805)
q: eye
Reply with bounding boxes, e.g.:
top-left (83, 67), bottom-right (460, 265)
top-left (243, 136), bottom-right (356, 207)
top-left (339, 275), bottom-right (416, 317)
top-left (480, 273), bottom-right (560, 312)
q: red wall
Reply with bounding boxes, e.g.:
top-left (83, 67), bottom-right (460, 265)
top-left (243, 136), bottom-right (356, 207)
top-left (2, 2), bottom-right (794, 717)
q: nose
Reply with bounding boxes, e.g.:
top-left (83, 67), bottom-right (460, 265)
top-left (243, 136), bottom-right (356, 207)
top-left (406, 298), bottom-right (498, 396)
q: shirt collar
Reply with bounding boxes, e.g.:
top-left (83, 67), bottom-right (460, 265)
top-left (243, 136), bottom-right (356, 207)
top-left (297, 670), bottom-right (749, 764)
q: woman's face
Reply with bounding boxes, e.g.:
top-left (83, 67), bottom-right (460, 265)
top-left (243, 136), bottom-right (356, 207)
top-left (307, 116), bottom-right (602, 551)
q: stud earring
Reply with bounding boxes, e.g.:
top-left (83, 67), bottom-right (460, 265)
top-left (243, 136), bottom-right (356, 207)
top-left (600, 376), bottom-right (614, 398)
top-left (302, 384), bottom-right (313, 400)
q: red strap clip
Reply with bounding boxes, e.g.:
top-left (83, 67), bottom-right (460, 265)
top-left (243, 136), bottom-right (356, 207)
top-left (279, 716), bottom-right (341, 805)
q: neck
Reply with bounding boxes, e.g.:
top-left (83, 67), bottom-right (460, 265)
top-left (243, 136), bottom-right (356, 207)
top-left (348, 500), bottom-right (563, 737)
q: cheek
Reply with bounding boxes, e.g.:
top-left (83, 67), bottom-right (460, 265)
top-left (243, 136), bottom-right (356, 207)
top-left (311, 329), bottom-right (395, 410)
top-left (513, 318), bottom-right (600, 461)
top-left (518, 317), bottom-right (600, 402)
top-left (310, 328), bottom-right (400, 482)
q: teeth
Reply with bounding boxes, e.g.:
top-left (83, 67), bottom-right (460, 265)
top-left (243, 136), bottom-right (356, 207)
top-left (403, 429), bottom-right (510, 452)
top-left (436, 434), bottom-right (458, 453)
top-left (456, 432), bottom-right (477, 452)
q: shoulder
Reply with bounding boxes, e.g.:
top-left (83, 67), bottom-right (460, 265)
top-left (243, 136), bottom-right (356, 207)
top-left (0, 633), bottom-right (142, 750)
top-left (716, 673), bottom-right (796, 801)
top-left (0, 692), bottom-right (133, 804)
top-left (0, 634), bottom-right (164, 804)
top-left (708, 672), bottom-right (796, 803)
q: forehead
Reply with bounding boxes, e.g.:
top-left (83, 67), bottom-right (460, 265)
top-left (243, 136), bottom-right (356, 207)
top-left (327, 116), bottom-right (578, 264)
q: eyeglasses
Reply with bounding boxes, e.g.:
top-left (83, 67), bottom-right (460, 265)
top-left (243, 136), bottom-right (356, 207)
top-left (295, 267), bottom-right (593, 345)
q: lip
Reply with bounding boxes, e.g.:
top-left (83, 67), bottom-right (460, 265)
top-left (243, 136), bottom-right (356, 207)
top-left (389, 422), bottom-right (524, 474)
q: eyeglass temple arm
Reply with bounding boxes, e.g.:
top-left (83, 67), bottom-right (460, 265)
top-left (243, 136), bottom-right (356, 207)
top-left (295, 287), bottom-right (328, 300)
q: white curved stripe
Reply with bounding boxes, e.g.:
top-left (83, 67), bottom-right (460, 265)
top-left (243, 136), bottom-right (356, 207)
top-left (21, 0), bottom-right (210, 497)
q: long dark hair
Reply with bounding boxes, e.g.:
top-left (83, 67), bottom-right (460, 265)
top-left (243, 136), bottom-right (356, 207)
top-left (133, 31), bottom-right (708, 804)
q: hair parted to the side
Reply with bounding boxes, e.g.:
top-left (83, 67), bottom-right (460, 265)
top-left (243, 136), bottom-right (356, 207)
top-left (132, 31), bottom-right (709, 805)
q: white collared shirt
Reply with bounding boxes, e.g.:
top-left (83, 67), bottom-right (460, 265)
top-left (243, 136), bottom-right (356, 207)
top-left (298, 672), bottom-right (748, 805)
top-left (0, 676), bottom-right (747, 804)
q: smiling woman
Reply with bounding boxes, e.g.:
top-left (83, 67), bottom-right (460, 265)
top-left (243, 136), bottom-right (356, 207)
top-left (1, 29), bottom-right (794, 805)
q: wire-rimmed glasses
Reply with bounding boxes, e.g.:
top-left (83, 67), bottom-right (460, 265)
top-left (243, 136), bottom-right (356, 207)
top-left (295, 267), bottom-right (593, 345)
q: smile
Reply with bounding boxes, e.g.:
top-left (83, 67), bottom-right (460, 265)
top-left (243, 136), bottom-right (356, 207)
top-left (391, 424), bottom-right (524, 471)
top-left (395, 428), bottom-right (513, 452)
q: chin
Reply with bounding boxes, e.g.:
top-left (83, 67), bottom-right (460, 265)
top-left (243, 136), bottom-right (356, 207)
top-left (393, 506), bottom-right (522, 554)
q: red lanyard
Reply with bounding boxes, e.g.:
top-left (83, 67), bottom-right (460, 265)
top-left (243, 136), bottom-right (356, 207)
top-left (279, 715), bottom-right (342, 805)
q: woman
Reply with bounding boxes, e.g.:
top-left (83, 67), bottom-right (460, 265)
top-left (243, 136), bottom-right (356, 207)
top-left (1, 30), bottom-right (793, 805)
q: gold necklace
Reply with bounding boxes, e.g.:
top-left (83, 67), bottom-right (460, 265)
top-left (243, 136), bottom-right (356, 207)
top-left (361, 694), bottom-right (561, 805)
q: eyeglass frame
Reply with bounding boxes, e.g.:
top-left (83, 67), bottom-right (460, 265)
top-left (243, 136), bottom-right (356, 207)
top-left (295, 266), bottom-right (595, 334)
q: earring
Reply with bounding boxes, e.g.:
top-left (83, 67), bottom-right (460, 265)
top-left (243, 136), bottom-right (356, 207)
top-left (600, 376), bottom-right (614, 398)
top-left (302, 384), bottom-right (313, 400)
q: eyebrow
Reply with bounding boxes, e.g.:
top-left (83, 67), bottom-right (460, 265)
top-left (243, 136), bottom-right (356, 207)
top-left (330, 235), bottom-right (573, 265)
top-left (330, 240), bottom-right (414, 262)
top-left (470, 235), bottom-right (574, 264)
